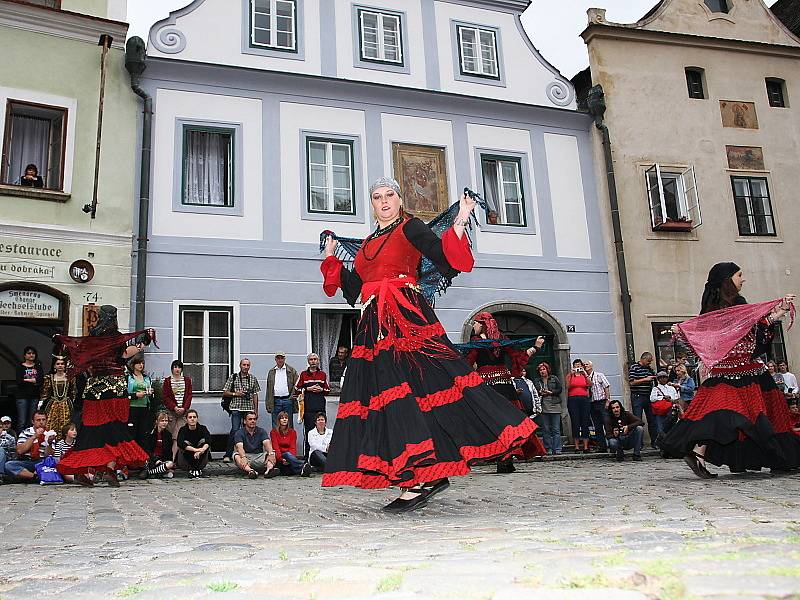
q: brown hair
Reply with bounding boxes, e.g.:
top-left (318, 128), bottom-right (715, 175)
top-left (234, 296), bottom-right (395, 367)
top-left (61, 421), bottom-right (77, 438)
top-left (276, 411), bottom-right (290, 434)
top-left (536, 362), bottom-right (552, 377)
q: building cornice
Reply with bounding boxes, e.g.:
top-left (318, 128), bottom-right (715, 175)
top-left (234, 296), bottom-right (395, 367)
top-left (0, 0), bottom-right (128, 49)
top-left (0, 220), bottom-right (132, 247)
top-left (581, 23), bottom-right (800, 59)
top-left (437, 0), bottom-right (531, 13)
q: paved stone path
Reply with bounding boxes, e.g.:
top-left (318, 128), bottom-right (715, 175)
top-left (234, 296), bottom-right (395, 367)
top-left (1, 456), bottom-right (799, 599)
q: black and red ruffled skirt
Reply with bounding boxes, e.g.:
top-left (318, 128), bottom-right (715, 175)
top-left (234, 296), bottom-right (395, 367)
top-left (661, 371), bottom-right (800, 472)
top-left (57, 376), bottom-right (149, 475)
top-left (322, 286), bottom-right (541, 490)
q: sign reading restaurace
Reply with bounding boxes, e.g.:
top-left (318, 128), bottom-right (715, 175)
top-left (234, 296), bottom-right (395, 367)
top-left (0, 289), bottom-right (60, 319)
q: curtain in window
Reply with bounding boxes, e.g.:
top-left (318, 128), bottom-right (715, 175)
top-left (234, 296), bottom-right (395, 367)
top-left (185, 130), bottom-right (227, 206)
top-left (7, 114), bottom-right (49, 185)
top-left (481, 160), bottom-right (500, 214)
top-left (311, 312), bottom-right (343, 382)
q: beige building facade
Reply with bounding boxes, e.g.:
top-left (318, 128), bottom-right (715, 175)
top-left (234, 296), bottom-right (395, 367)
top-left (579, 0), bottom-right (800, 375)
top-left (0, 0), bottom-right (137, 395)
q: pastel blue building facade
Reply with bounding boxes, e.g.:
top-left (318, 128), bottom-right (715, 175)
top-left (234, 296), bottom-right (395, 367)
top-left (136, 0), bottom-right (621, 434)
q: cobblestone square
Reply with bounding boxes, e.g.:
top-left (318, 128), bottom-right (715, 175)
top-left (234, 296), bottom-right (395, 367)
top-left (1, 456), bottom-right (799, 599)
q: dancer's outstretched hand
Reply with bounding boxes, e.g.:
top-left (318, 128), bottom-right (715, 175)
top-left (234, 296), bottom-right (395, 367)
top-left (324, 235), bottom-right (338, 258)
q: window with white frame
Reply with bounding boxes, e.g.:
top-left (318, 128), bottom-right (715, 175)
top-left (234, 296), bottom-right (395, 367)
top-left (457, 25), bottom-right (499, 79)
top-left (644, 164), bottom-right (702, 231)
top-left (1, 100), bottom-right (67, 190)
top-left (481, 156), bottom-right (525, 226)
top-left (732, 176), bottom-right (775, 236)
top-left (307, 138), bottom-right (355, 215)
top-left (250, 0), bottom-right (297, 52)
top-left (182, 126), bottom-right (234, 207)
top-left (358, 8), bottom-right (402, 64)
top-left (179, 306), bottom-right (233, 393)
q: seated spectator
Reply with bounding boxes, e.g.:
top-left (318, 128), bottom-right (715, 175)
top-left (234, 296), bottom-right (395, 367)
top-left (0, 415), bottom-right (17, 482)
top-left (650, 371), bottom-right (679, 434)
top-left (177, 409), bottom-right (211, 478)
top-left (779, 361), bottom-right (798, 399)
top-left (670, 364), bottom-right (696, 411)
top-left (5, 410), bottom-right (53, 481)
top-left (141, 412), bottom-right (175, 479)
top-left (20, 164), bottom-right (44, 188)
top-left (768, 361), bottom-right (786, 394)
top-left (605, 400), bottom-right (644, 461)
top-left (303, 412), bottom-right (332, 476)
top-left (270, 411), bottom-right (304, 476)
top-left (234, 411), bottom-right (279, 479)
top-left (53, 422), bottom-right (87, 485)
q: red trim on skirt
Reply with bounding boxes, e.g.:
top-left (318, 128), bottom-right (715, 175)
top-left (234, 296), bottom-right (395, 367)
top-left (81, 397), bottom-right (130, 426)
top-left (56, 441), bottom-right (148, 475)
top-left (417, 372), bottom-right (483, 412)
top-left (351, 323), bottom-right (448, 362)
top-left (683, 382), bottom-right (796, 433)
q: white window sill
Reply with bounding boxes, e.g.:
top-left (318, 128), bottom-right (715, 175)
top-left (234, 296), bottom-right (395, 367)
top-left (735, 236), bottom-right (782, 243)
top-left (0, 184), bottom-right (70, 203)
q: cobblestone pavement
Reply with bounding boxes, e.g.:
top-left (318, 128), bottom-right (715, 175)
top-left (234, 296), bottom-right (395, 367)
top-left (1, 456), bottom-right (799, 600)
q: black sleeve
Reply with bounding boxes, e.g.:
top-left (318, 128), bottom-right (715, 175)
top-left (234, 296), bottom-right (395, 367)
top-left (754, 322), bottom-right (775, 357)
top-left (160, 430), bottom-right (173, 461)
top-left (15, 364), bottom-right (25, 386)
top-left (177, 425), bottom-right (188, 449)
top-left (403, 218), bottom-right (459, 279)
top-left (549, 376), bottom-right (563, 396)
top-left (340, 266), bottom-right (363, 308)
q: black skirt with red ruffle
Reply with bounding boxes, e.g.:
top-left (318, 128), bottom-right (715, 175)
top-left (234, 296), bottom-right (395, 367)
top-left (322, 288), bottom-right (542, 490)
top-left (57, 377), bottom-right (149, 475)
top-left (661, 371), bottom-right (800, 472)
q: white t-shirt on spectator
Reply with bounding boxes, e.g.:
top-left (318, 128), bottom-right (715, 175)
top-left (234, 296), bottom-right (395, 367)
top-left (273, 366), bottom-right (290, 397)
top-left (782, 371), bottom-right (798, 393)
top-left (650, 383), bottom-right (679, 403)
top-left (308, 427), bottom-right (333, 454)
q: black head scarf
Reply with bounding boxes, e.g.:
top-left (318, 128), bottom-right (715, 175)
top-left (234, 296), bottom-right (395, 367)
top-left (700, 262), bottom-right (744, 314)
top-left (90, 305), bottom-right (120, 337)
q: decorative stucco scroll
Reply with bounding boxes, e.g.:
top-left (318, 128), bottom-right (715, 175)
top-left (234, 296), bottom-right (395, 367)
top-left (546, 81), bottom-right (574, 107)
top-left (151, 26), bottom-right (187, 54)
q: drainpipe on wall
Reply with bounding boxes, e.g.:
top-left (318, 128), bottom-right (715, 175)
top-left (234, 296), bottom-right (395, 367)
top-left (125, 37), bottom-right (152, 330)
top-left (587, 85), bottom-right (636, 365)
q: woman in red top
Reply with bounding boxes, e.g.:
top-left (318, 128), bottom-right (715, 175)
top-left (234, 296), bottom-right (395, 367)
top-left (321, 177), bottom-right (538, 513)
top-left (565, 358), bottom-right (592, 453)
top-left (269, 411), bottom-right (303, 475)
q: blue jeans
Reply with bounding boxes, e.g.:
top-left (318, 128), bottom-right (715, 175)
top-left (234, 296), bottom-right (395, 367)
top-left (631, 393), bottom-right (658, 447)
top-left (5, 458), bottom-right (37, 478)
top-left (16, 398), bottom-right (37, 432)
top-left (608, 425), bottom-right (644, 457)
top-left (225, 410), bottom-right (246, 458)
top-left (590, 401), bottom-right (608, 451)
top-left (271, 397), bottom-right (293, 429)
top-left (279, 451), bottom-right (304, 475)
top-left (654, 414), bottom-right (667, 436)
top-left (0, 447), bottom-right (7, 477)
top-left (540, 412), bottom-right (562, 454)
top-left (567, 395), bottom-right (592, 440)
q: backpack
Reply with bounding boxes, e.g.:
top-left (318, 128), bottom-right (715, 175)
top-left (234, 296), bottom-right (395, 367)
top-left (221, 372), bottom-right (237, 414)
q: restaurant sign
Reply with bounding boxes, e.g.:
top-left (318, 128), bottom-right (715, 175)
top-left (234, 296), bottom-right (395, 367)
top-left (0, 289), bottom-right (60, 319)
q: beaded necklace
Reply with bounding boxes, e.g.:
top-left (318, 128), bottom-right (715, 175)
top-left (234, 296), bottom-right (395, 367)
top-left (52, 374), bottom-right (68, 402)
top-left (362, 216), bottom-right (404, 262)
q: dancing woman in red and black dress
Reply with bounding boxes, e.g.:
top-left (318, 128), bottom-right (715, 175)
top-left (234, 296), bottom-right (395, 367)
top-left (661, 262), bottom-right (799, 477)
top-left (54, 305), bottom-right (153, 487)
top-left (465, 312), bottom-right (546, 472)
top-left (320, 177), bottom-right (539, 512)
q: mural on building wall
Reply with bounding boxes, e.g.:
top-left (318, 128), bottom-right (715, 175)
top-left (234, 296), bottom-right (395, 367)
top-left (726, 146), bottom-right (765, 171)
top-left (720, 101), bottom-right (759, 129)
top-left (391, 143), bottom-right (449, 222)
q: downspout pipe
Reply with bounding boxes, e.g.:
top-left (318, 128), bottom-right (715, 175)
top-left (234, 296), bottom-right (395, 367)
top-left (125, 37), bottom-right (152, 331)
top-left (587, 85), bottom-right (636, 365)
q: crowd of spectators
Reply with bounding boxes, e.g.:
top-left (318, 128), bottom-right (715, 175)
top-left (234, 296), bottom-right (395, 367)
top-left (3, 336), bottom-right (797, 484)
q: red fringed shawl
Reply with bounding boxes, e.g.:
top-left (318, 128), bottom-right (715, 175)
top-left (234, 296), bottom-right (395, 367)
top-left (54, 329), bottom-right (157, 377)
top-left (675, 299), bottom-right (794, 369)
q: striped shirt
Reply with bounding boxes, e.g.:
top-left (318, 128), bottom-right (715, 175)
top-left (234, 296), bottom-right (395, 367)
top-left (16, 427), bottom-right (43, 459)
top-left (170, 376), bottom-right (186, 408)
top-left (54, 439), bottom-right (75, 461)
top-left (628, 362), bottom-right (655, 395)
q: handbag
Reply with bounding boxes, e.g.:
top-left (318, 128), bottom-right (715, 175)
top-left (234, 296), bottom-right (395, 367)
top-left (36, 456), bottom-right (64, 485)
top-left (221, 372), bottom-right (237, 414)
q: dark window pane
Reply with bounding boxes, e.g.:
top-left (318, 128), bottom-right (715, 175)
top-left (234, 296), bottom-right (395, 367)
top-left (183, 338), bottom-right (203, 363)
top-left (685, 69), bottom-right (705, 99)
top-left (704, 0), bottom-right (729, 13)
top-left (209, 311), bottom-right (229, 337)
top-left (183, 311), bottom-right (203, 336)
top-left (766, 80), bottom-right (785, 108)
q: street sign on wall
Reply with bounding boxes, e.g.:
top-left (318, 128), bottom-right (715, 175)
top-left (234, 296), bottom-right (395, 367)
top-left (0, 289), bottom-right (60, 319)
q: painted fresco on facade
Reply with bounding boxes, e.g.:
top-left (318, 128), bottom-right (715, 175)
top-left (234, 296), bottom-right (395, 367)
top-left (392, 142), bottom-right (449, 222)
top-left (720, 100), bottom-right (759, 129)
top-left (726, 145), bottom-right (765, 171)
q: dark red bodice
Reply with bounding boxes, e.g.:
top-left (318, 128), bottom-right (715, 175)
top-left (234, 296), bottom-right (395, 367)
top-left (354, 220), bottom-right (420, 283)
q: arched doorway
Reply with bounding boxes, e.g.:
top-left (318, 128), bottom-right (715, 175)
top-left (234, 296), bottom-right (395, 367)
top-left (461, 302), bottom-right (570, 378)
top-left (0, 282), bottom-right (69, 422)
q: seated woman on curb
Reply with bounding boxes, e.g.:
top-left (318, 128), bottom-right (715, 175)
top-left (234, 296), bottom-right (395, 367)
top-left (141, 412), bottom-right (175, 479)
top-left (177, 409), bottom-right (211, 478)
top-left (270, 411), bottom-right (304, 476)
top-left (302, 412), bottom-right (332, 477)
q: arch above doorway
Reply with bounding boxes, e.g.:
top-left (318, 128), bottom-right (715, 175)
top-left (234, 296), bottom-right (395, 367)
top-left (460, 301), bottom-right (570, 350)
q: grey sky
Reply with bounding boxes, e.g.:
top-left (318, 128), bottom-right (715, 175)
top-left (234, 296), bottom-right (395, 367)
top-left (126, 0), bottom-right (781, 79)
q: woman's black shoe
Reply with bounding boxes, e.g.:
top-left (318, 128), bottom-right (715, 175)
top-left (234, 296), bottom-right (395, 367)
top-left (382, 492), bottom-right (428, 514)
top-left (496, 461), bottom-right (516, 474)
top-left (421, 478), bottom-right (450, 498)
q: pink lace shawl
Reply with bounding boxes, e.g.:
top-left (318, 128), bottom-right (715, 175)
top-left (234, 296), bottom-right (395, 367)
top-left (675, 299), bottom-right (794, 368)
